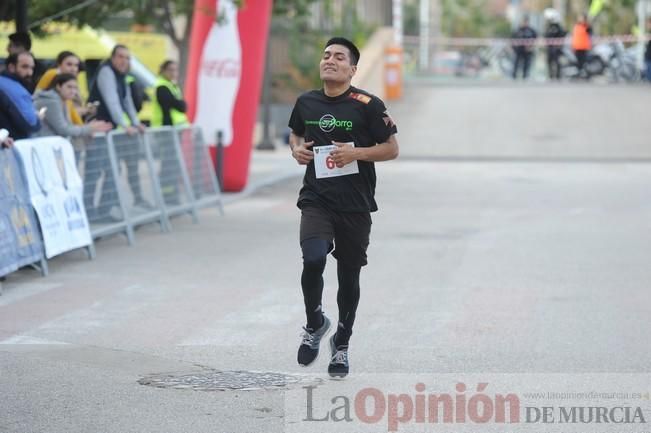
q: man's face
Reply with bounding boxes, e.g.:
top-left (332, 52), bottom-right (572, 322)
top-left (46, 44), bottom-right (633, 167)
top-left (59, 55), bottom-right (80, 75)
top-left (320, 44), bottom-right (357, 84)
top-left (8, 53), bottom-right (35, 82)
top-left (111, 47), bottom-right (131, 74)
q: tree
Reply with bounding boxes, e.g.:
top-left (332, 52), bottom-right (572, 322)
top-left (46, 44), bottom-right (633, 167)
top-left (1, 0), bottom-right (318, 86)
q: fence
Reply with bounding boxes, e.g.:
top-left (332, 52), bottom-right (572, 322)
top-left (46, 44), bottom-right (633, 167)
top-left (78, 125), bottom-right (223, 244)
top-left (1, 125), bottom-right (223, 287)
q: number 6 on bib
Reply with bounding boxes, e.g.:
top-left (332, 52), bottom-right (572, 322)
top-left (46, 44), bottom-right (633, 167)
top-left (314, 143), bottom-right (359, 179)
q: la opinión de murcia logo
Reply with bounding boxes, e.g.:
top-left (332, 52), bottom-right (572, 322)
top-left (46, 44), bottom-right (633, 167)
top-left (301, 382), bottom-right (648, 432)
top-left (201, 59), bottom-right (241, 78)
top-left (304, 382), bottom-right (520, 431)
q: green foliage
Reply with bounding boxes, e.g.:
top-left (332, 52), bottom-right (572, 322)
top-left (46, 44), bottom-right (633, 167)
top-left (590, 0), bottom-right (638, 35)
top-left (2, 1), bottom-right (123, 36)
top-left (402, 1), bottom-right (420, 36)
top-left (272, 0), bottom-right (316, 17)
top-left (1, 0), bottom-right (315, 32)
top-left (274, 0), bottom-right (376, 90)
top-left (442, 0), bottom-right (507, 38)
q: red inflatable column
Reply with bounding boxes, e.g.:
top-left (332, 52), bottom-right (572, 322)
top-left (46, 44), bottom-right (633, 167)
top-left (185, 0), bottom-right (272, 192)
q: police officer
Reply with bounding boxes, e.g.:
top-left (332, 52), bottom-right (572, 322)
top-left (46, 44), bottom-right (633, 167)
top-left (511, 16), bottom-right (538, 80)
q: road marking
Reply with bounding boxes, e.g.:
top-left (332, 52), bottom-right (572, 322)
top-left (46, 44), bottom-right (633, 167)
top-left (0, 284), bottom-right (148, 345)
top-left (0, 282), bottom-right (62, 307)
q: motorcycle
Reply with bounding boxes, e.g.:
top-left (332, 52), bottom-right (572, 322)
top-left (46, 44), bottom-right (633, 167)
top-left (558, 44), bottom-right (607, 79)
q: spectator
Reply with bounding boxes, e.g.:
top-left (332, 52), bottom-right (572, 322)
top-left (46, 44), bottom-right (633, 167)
top-left (0, 52), bottom-right (40, 139)
top-left (35, 51), bottom-right (89, 125)
top-left (4, 32), bottom-right (43, 90)
top-left (88, 45), bottom-right (143, 134)
top-left (151, 60), bottom-right (188, 204)
top-left (572, 14), bottom-right (592, 78)
top-left (85, 45), bottom-right (150, 218)
top-left (544, 12), bottom-right (567, 80)
top-left (33, 73), bottom-right (111, 160)
top-left (36, 51), bottom-right (81, 90)
top-left (151, 60), bottom-right (188, 127)
top-left (511, 16), bottom-right (538, 80)
top-left (6, 32), bottom-right (31, 55)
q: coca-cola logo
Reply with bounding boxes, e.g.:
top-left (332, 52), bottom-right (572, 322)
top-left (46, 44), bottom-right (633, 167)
top-left (201, 59), bottom-right (241, 78)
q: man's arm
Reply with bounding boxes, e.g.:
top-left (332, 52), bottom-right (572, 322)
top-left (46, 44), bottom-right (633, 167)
top-left (330, 134), bottom-right (399, 168)
top-left (0, 91), bottom-right (39, 137)
top-left (123, 82), bottom-right (141, 127)
top-left (97, 67), bottom-right (127, 127)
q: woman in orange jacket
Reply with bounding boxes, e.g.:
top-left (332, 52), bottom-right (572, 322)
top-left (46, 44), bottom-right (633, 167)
top-left (572, 14), bottom-right (593, 77)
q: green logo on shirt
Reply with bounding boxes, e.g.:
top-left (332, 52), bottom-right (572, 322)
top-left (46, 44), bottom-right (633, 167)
top-left (306, 114), bottom-right (353, 132)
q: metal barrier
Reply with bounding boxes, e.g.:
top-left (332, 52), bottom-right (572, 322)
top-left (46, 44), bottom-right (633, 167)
top-left (176, 125), bottom-right (224, 215)
top-left (145, 127), bottom-right (198, 224)
top-left (80, 133), bottom-right (135, 244)
top-left (107, 130), bottom-right (172, 233)
top-left (1, 125), bottom-right (224, 287)
top-left (80, 125), bottom-right (222, 243)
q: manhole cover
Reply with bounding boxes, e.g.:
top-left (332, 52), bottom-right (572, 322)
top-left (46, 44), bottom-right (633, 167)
top-left (139, 369), bottom-right (321, 391)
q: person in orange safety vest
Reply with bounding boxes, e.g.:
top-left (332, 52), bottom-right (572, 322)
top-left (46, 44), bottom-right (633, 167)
top-left (572, 14), bottom-right (593, 78)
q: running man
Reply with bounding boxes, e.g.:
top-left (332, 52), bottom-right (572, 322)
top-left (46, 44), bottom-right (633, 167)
top-left (288, 37), bottom-right (399, 377)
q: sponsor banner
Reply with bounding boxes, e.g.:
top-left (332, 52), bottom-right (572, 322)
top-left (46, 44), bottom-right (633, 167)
top-left (0, 148), bottom-right (43, 277)
top-left (186, 0), bottom-right (273, 191)
top-left (285, 373), bottom-right (651, 433)
top-left (14, 137), bottom-right (91, 259)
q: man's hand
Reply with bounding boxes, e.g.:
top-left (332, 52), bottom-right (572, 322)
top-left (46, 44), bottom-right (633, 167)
top-left (136, 123), bottom-right (146, 134)
top-left (125, 126), bottom-right (138, 136)
top-left (330, 141), bottom-right (358, 168)
top-left (292, 140), bottom-right (315, 165)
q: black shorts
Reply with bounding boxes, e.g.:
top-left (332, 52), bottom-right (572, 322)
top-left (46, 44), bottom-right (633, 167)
top-left (300, 204), bottom-right (372, 267)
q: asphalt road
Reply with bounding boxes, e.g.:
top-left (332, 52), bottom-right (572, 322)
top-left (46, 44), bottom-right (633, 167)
top-left (1, 83), bottom-right (650, 433)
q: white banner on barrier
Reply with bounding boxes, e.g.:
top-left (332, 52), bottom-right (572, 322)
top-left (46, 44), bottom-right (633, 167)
top-left (15, 136), bottom-right (91, 259)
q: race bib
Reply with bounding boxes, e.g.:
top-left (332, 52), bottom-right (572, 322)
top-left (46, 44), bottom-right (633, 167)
top-left (314, 143), bottom-right (359, 179)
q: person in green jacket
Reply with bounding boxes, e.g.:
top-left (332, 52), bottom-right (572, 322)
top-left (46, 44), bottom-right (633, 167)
top-left (152, 60), bottom-right (188, 127)
top-left (152, 60), bottom-right (188, 204)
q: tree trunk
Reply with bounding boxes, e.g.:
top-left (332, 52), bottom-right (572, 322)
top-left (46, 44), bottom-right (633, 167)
top-left (158, 0), bottom-right (193, 88)
top-left (177, 10), bottom-right (193, 90)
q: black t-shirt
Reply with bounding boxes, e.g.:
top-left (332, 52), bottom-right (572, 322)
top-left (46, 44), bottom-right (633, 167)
top-left (288, 86), bottom-right (397, 213)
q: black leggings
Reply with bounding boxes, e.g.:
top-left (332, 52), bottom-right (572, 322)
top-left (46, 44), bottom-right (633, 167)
top-left (301, 238), bottom-right (361, 346)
